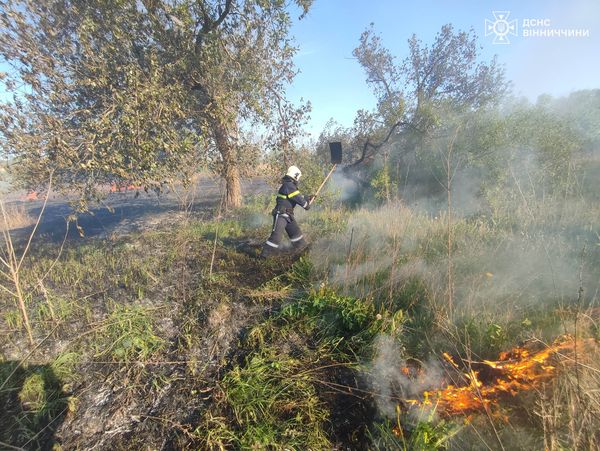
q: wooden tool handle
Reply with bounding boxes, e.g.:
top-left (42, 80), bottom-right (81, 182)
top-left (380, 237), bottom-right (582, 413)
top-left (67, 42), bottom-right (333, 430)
top-left (310, 164), bottom-right (336, 205)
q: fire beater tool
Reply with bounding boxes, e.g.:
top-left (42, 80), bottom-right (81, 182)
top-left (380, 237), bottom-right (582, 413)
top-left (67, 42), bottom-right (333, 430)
top-left (309, 142), bottom-right (342, 205)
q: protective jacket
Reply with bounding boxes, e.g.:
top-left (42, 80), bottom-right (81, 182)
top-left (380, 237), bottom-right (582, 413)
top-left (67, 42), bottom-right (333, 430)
top-left (260, 176), bottom-right (310, 258)
top-left (274, 175), bottom-right (310, 214)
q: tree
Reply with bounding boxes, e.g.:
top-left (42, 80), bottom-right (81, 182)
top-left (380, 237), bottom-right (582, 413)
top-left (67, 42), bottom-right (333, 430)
top-left (184, 0), bottom-right (312, 206)
top-left (0, 1), bottom-right (195, 210)
top-left (349, 24), bottom-right (508, 173)
top-left (265, 94), bottom-right (311, 170)
top-left (0, 0), bottom-right (312, 209)
top-left (477, 99), bottom-right (582, 217)
top-left (543, 90), bottom-right (600, 155)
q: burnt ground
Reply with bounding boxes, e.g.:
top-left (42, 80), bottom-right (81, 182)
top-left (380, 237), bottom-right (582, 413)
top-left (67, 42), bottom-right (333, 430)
top-left (53, 245), bottom-right (287, 450)
top-left (1, 177), bottom-right (277, 449)
top-left (0, 175), bottom-right (373, 450)
top-left (1, 176), bottom-right (381, 450)
top-left (4, 176), bottom-right (271, 243)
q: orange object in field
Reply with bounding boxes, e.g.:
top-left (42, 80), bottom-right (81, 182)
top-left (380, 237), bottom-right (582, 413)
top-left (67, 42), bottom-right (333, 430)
top-left (404, 336), bottom-right (595, 417)
top-left (110, 183), bottom-right (141, 192)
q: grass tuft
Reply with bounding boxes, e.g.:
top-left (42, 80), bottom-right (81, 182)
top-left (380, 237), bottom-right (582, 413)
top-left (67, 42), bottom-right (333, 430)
top-left (96, 303), bottom-right (164, 363)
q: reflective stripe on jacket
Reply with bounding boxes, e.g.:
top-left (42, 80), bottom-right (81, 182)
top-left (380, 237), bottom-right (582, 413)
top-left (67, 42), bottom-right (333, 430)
top-left (274, 175), bottom-right (308, 212)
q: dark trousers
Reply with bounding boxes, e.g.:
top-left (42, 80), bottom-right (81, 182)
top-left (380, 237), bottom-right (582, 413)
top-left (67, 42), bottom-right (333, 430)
top-left (264, 213), bottom-right (305, 250)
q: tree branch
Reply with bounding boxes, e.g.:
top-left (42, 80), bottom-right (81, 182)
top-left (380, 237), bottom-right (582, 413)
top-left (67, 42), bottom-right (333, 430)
top-left (195, 0), bottom-right (233, 50)
top-left (345, 120), bottom-right (418, 170)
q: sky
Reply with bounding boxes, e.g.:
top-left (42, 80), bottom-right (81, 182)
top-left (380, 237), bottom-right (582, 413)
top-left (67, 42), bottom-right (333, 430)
top-left (287, 0), bottom-right (600, 137)
top-left (1, 0), bottom-right (598, 141)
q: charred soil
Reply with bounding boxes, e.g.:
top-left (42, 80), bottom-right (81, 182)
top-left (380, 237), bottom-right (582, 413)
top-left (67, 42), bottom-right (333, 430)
top-left (0, 214), bottom-right (378, 449)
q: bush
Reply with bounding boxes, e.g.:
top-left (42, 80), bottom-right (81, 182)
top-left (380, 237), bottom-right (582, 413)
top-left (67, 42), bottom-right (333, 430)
top-left (212, 352), bottom-right (331, 449)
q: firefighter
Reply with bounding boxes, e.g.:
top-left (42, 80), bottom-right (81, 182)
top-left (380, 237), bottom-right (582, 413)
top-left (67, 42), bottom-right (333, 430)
top-left (260, 165), bottom-right (314, 258)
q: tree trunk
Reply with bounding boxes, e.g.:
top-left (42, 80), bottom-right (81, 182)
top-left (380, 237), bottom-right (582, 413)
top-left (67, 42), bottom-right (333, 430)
top-left (225, 163), bottom-right (241, 208)
top-left (213, 119), bottom-right (242, 209)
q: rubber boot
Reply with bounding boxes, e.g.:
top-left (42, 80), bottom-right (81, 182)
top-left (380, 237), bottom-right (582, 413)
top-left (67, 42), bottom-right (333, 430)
top-left (259, 244), bottom-right (279, 259)
top-left (291, 237), bottom-right (310, 255)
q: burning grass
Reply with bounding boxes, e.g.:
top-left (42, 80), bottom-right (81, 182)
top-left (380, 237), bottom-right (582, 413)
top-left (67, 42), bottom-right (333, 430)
top-left (403, 336), bottom-right (597, 417)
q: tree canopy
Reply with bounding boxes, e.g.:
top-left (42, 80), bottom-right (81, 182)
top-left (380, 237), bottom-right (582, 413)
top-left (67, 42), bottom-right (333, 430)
top-left (348, 23), bottom-right (508, 169)
top-left (0, 0), bottom-right (312, 208)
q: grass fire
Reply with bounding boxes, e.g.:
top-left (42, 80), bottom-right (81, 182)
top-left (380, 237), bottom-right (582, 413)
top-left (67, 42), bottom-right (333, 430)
top-left (403, 336), bottom-right (598, 417)
top-left (1, 1), bottom-right (600, 449)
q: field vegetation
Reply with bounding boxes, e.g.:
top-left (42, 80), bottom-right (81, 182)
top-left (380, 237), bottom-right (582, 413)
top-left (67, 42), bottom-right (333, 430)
top-left (1, 162), bottom-right (598, 448)
top-left (1, 1), bottom-right (599, 449)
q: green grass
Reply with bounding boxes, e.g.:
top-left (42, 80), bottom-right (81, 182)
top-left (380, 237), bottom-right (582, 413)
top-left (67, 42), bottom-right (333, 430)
top-left (369, 413), bottom-right (461, 451)
top-left (1, 188), bottom-right (598, 449)
top-left (216, 352), bottom-right (331, 449)
top-left (95, 302), bottom-right (164, 363)
top-left (0, 361), bottom-right (73, 449)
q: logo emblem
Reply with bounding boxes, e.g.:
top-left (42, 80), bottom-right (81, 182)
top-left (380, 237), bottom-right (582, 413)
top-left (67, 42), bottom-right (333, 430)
top-left (485, 11), bottom-right (518, 44)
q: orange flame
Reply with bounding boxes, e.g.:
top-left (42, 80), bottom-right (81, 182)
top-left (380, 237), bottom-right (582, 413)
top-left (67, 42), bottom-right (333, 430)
top-left (404, 336), bottom-right (595, 416)
top-left (110, 183), bottom-right (141, 193)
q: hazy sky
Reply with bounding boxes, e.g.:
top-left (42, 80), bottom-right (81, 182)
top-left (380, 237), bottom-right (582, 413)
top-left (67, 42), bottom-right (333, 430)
top-left (288, 0), bottom-right (600, 137)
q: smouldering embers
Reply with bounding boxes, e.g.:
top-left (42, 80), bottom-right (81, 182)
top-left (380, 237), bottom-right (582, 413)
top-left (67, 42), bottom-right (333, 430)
top-left (403, 336), bottom-right (596, 416)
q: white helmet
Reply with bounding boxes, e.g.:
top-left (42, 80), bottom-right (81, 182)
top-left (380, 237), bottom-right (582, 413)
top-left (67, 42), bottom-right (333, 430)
top-left (286, 165), bottom-right (302, 181)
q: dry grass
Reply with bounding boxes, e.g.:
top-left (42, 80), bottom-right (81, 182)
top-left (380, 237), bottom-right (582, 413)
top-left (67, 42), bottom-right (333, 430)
top-left (536, 344), bottom-right (600, 450)
top-left (0, 203), bottom-right (34, 231)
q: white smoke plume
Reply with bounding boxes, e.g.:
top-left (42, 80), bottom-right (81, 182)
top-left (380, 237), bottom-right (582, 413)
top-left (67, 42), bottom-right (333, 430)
top-left (369, 335), bottom-right (446, 418)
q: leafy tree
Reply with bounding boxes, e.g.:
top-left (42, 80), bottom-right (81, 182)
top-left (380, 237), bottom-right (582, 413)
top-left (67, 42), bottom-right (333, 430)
top-left (542, 90), bottom-right (600, 155)
top-left (425, 96), bottom-right (584, 221)
top-left (264, 96), bottom-right (311, 170)
top-left (349, 23), bottom-right (508, 173)
top-left (184, 0), bottom-right (312, 206)
top-left (0, 1), bottom-right (194, 210)
top-left (0, 0), bottom-right (312, 208)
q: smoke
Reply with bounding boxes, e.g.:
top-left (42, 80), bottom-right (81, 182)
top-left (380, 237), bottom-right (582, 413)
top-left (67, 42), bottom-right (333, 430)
top-left (313, 197), bottom-right (597, 315)
top-left (454, 236), bottom-right (590, 312)
top-left (369, 335), bottom-right (445, 418)
top-left (447, 168), bottom-right (486, 216)
top-left (307, 101), bottom-right (599, 417)
top-left (406, 166), bottom-right (486, 218)
top-left (329, 170), bottom-right (359, 201)
top-left (245, 212), bottom-right (271, 228)
top-left (310, 201), bottom-right (431, 291)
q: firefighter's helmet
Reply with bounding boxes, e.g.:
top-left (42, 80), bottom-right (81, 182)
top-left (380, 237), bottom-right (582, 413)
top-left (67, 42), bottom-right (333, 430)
top-left (286, 165), bottom-right (302, 181)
